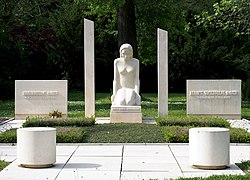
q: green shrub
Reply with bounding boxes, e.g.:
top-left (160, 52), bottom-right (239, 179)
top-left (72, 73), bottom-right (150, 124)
top-left (162, 126), bottom-right (189, 143)
top-left (56, 127), bottom-right (85, 143)
top-left (161, 126), bottom-right (250, 143)
top-left (230, 128), bottom-right (250, 143)
top-left (23, 117), bottom-right (95, 127)
top-left (157, 116), bottom-right (230, 128)
top-left (0, 127), bottom-right (85, 143)
top-left (0, 129), bottom-right (16, 143)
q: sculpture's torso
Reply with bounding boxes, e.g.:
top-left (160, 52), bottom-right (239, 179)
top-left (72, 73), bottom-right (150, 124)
top-left (116, 58), bottom-right (137, 89)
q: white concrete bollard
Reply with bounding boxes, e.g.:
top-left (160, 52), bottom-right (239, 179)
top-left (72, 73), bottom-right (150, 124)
top-left (189, 127), bottom-right (230, 169)
top-left (17, 127), bottom-right (56, 168)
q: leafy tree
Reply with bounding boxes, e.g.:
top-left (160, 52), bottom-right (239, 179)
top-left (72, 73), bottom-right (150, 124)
top-left (192, 0), bottom-right (250, 99)
top-left (194, 0), bottom-right (250, 36)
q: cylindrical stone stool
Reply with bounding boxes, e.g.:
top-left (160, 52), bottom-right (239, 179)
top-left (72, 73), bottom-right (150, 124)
top-left (17, 127), bottom-right (56, 168)
top-left (189, 127), bottom-right (230, 170)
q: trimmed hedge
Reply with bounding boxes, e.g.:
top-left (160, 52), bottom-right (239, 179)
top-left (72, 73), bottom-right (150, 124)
top-left (0, 127), bottom-right (85, 143)
top-left (162, 126), bottom-right (250, 143)
top-left (162, 126), bottom-right (189, 143)
top-left (157, 116), bottom-right (230, 128)
top-left (0, 129), bottom-right (16, 143)
top-left (22, 117), bottom-right (95, 127)
top-left (230, 128), bottom-right (250, 143)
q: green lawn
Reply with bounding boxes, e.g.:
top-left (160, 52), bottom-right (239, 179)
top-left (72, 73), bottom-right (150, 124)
top-left (0, 91), bottom-right (249, 118)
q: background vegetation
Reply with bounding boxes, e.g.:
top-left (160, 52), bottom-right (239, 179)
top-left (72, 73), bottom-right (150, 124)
top-left (0, 0), bottom-right (249, 100)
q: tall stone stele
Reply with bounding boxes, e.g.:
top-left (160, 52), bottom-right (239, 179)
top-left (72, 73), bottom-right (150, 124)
top-left (110, 43), bottom-right (142, 123)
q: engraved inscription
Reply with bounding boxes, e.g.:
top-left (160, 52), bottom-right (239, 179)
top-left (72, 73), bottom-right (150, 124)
top-left (189, 90), bottom-right (238, 99)
top-left (23, 91), bottom-right (59, 99)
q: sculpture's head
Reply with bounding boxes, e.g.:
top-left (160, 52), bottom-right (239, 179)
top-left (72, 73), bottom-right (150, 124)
top-left (120, 43), bottom-right (133, 59)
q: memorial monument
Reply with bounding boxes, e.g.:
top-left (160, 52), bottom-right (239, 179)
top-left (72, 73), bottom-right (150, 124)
top-left (110, 43), bottom-right (142, 123)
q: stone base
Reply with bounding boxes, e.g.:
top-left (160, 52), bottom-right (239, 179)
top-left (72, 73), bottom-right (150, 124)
top-left (187, 114), bottom-right (241, 120)
top-left (110, 106), bottom-right (142, 123)
top-left (19, 164), bottom-right (54, 168)
top-left (192, 165), bottom-right (228, 170)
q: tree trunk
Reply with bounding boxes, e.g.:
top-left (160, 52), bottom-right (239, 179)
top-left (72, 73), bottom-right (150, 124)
top-left (117, 0), bottom-right (138, 58)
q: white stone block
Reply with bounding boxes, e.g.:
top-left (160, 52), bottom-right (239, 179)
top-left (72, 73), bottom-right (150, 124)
top-left (157, 28), bottom-right (168, 116)
top-left (110, 106), bottom-right (142, 123)
top-left (17, 127), bottom-right (56, 168)
top-left (189, 127), bottom-right (230, 169)
top-left (84, 18), bottom-right (95, 118)
top-left (15, 80), bottom-right (67, 119)
top-left (187, 80), bottom-right (241, 119)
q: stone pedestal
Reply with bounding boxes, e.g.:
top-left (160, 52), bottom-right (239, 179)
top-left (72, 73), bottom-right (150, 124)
top-left (189, 127), bottom-right (230, 170)
top-left (17, 127), bottom-right (56, 168)
top-left (110, 106), bottom-right (142, 123)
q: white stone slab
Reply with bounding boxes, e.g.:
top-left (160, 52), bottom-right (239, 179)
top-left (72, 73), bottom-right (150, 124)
top-left (122, 156), bottom-right (179, 171)
top-left (157, 28), bottom-right (168, 116)
top-left (169, 145), bottom-right (189, 157)
top-left (0, 158), bottom-right (66, 180)
top-left (123, 145), bottom-right (173, 157)
top-left (0, 146), bottom-right (17, 155)
top-left (121, 171), bottom-right (183, 180)
top-left (58, 170), bottom-right (120, 180)
top-left (15, 80), bottom-right (68, 119)
top-left (64, 157), bottom-right (122, 171)
top-left (0, 156), bottom-right (16, 162)
top-left (0, 146), bottom-right (17, 162)
top-left (56, 146), bottom-right (78, 156)
top-left (95, 117), bottom-right (111, 124)
top-left (183, 164), bottom-right (245, 178)
top-left (84, 18), bottom-right (95, 118)
top-left (230, 146), bottom-right (250, 163)
top-left (110, 106), bottom-right (142, 123)
top-left (187, 80), bottom-right (241, 119)
top-left (73, 145), bottom-right (123, 157)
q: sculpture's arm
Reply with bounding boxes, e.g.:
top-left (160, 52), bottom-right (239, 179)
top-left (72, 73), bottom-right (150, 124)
top-left (111, 59), bottom-right (118, 102)
top-left (135, 60), bottom-right (140, 94)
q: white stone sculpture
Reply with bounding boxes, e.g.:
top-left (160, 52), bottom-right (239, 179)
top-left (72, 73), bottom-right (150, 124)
top-left (111, 43), bottom-right (141, 106)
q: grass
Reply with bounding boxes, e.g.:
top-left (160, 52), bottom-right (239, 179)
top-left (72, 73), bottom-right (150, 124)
top-left (83, 123), bottom-right (166, 143)
top-left (237, 160), bottom-right (250, 174)
top-left (0, 160), bottom-right (9, 171)
top-left (0, 91), bottom-right (249, 118)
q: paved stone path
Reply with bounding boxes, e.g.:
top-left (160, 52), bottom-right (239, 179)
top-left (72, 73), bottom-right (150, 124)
top-left (0, 144), bottom-right (249, 180)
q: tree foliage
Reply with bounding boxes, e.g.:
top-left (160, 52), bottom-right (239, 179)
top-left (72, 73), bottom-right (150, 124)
top-left (0, 0), bottom-right (249, 98)
top-left (195, 0), bottom-right (250, 36)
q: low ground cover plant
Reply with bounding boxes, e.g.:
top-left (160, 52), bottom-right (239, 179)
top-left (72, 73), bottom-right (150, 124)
top-left (157, 116), bottom-right (230, 127)
top-left (0, 127), bottom-right (84, 143)
top-left (162, 126), bottom-right (250, 143)
top-left (23, 117), bottom-right (95, 127)
top-left (83, 124), bottom-right (166, 143)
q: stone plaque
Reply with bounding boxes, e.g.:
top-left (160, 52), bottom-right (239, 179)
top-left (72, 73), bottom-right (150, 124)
top-left (187, 80), bottom-right (241, 119)
top-left (15, 80), bottom-right (68, 119)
